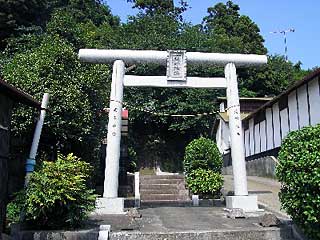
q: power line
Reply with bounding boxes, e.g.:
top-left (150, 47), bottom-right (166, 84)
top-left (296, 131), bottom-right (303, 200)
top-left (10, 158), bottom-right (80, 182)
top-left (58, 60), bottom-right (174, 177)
top-left (270, 28), bottom-right (295, 61)
top-left (122, 103), bottom-right (219, 118)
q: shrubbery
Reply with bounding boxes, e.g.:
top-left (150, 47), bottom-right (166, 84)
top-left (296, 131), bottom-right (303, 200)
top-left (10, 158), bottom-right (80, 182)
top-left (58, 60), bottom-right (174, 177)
top-left (7, 153), bottom-right (97, 229)
top-left (186, 169), bottom-right (223, 197)
top-left (276, 125), bottom-right (320, 239)
top-left (184, 137), bottom-right (223, 197)
top-left (184, 137), bottom-right (222, 173)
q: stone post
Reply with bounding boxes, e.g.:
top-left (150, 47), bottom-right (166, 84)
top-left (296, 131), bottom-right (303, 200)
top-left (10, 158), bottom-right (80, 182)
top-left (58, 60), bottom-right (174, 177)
top-left (103, 60), bottom-right (125, 198)
top-left (225, 63), bottom-right (258, 211)
top-left (96, 60), bottom-right (125, 214)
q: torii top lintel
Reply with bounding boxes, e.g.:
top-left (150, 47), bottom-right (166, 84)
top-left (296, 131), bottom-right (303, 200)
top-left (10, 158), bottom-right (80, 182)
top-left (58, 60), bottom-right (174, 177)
top-left (78, 49), bottom-right (267, 67)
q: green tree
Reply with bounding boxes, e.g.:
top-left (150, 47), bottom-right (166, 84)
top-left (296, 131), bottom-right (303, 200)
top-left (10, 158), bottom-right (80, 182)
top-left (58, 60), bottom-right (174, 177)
top-left (2, 35), bottom-right (110, 164)
top-left (47, 0), bottom-right (120, 27)
top-left (240, 55), bottom-right (311, 97)
top-left (203, 0), bottom-right (266, 54)
top-left (46, 10), bottom-right (120, 49)
top-left (127, 0), bottom-right (188, 19)
top-left (0, 0), bottom-right (47, 46)
top-left (0, 0), bottom-right (119, 49)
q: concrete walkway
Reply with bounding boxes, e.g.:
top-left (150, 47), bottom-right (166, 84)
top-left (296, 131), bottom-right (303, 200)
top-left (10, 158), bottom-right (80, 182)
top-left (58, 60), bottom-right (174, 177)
top-left (223, 175), bottom-right (289, 218)
top-left (89, 206), bottom-right (293, 240)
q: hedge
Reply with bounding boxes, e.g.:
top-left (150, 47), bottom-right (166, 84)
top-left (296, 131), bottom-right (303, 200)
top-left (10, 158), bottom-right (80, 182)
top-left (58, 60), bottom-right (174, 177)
top-left (276, 125), bottom-right (320, 239)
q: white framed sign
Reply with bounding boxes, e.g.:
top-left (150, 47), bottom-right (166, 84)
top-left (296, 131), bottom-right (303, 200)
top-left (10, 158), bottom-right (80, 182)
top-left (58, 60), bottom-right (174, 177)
top-left (166, 50), bottom-right (187, 81)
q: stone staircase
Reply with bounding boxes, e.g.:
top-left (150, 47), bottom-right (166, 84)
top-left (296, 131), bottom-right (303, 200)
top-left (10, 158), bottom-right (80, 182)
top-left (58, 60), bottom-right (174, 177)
top-left (140, 174), bottom-right (191, 206)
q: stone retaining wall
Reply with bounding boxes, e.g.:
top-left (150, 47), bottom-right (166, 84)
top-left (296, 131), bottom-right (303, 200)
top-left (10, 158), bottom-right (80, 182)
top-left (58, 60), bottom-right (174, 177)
top-left (223, 156), bottom-right (278, 178)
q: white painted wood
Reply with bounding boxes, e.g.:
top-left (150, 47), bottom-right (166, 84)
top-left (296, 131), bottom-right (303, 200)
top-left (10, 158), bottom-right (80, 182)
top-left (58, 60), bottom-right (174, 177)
top-left (221, 121), bottom-right (230, 154)
top-left (254, 124), bottom-right (260, 154)
top-left (220, 102), bottom-right (226, 112)
top-left (225, 63), bottom-right (248, 196)
top-left (103, 60), bottom-right (125, 198)
top-left (280, 108), bottom-right (290, 139)
top-left (134, 172), bottom-right (140, 208)
top-left (308, 78), bottom-right (320, 126)
top-left (288, 90), bottom-right (299, 131)
top-left (244, 129), bottom-right (250, 157)
top-left (297, 85), bottom-right (310, 128)
top-left (124, 75), bottom-right (227, 89)
top-left (272, 103), bottom-right (281, 148)
top-left (216, 120), bottom-right (223, 153)
top-left (260, 120), bottom-right (266, 152)
top-left (79, 49), bottom-right (268, 67)
top-left (249, 119), bottom-right (255, 156)
top-left (266, 108), bottom-right (274, 150)
top-left (25, 93), bottom-right (50, 187)
top-left (28, 93), bottom-right (50, 160)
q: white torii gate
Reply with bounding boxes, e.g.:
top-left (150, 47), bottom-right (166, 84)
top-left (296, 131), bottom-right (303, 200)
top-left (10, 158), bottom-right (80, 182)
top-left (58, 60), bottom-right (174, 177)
top-left (79, 49), bottom-right (267, 214)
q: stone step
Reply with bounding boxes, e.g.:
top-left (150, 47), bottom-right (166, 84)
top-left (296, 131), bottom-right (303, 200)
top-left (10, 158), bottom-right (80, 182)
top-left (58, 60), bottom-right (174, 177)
top-left (140, 183), bottom-right (185, 191)
top-left (140, 175), bottom-right (184, 180)
top-left (110, 226), bottom-right (293, 240)
top-left (141, 193), bottom-right (190, 201)
top-left (140, 189), bottom-right (189, 195)
top-left (140, 200), bottom-right (192, 207)
top-left (140, 179), bottom-right (185, 185)
top-left (141, 194), bottom-right (182, 201)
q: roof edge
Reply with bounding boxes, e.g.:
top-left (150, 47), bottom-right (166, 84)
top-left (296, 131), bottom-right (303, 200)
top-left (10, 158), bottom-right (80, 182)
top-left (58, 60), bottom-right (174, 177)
top-left (0, 79), bottom-right (41, 108)
top-left (243, 68), bottom-right (320, 122)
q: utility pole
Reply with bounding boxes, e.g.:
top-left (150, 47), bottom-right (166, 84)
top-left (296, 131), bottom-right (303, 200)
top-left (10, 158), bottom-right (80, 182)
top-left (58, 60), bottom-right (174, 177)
top-left (270, 28), bottom-right (295, 61)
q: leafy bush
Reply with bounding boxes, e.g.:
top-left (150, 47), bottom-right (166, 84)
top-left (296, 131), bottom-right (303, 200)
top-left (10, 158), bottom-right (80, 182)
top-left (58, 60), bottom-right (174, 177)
top-left (3, 35), bottom-right (110, 166)
top-left (183, 137), bottom-right (222, 173)
top-left (183, 137), bottom-right (223, 196)
top-left (276, 125), bottom-right (320, 239)
top-left (7, 153), bottom-right (97, 229)
top-left (186, 169), bottom-right (223, 197)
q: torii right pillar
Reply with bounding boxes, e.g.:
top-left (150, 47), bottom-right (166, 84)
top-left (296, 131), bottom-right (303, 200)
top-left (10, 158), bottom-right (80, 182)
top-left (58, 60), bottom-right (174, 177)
top-left (225, 63), bottom-right (259, 212)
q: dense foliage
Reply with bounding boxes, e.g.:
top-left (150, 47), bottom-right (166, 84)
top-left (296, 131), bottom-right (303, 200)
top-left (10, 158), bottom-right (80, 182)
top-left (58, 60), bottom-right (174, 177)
top-left (0, 0), bottom-right (313, 177)
top-left (276, 125), bottom-right (320, 239)
top-left (2, 35), bottom-right (110, 170)
top-left (7, 153), bottom-right (96, 229)
top-left (186, 168), bottom-right (223, 197)
top-left (184, 137), bottom-right (222, 173)
top-left (184, 137), bottom-right (223, 196)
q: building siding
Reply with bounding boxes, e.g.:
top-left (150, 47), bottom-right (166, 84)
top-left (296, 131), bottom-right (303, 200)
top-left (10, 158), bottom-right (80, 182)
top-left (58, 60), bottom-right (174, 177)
top-left (297, 84), bottom-right (310, 128)
top-left (272, 103), bottom-right (281, 148)
top-left (260, 120), bottom-right (267, 152)
top-left (288, 90), bottom-right (299, 131)
top-left (241, 72), bottom-right (320, 158)
top-left (308, 77), bottom-right (320, 125)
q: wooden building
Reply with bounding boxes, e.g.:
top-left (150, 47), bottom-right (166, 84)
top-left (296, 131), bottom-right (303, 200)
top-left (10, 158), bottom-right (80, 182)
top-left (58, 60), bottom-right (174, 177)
top-left (214, 97), bottom-right (271, 156)
top-left (215, 68), bottom-right (320, 170)
top-left (242, 69), bottom-right (320, 160)
top-left (0, 79), bottom-right (40, 234)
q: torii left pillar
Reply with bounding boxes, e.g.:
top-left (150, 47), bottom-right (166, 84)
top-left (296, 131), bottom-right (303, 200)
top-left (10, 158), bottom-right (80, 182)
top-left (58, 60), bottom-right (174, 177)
top-left (95, 60), bottom-right (125, 214)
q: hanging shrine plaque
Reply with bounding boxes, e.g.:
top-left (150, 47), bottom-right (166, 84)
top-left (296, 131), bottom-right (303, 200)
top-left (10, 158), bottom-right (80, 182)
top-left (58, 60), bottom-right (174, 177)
top-left (166, 50), bottom-right (187, 81)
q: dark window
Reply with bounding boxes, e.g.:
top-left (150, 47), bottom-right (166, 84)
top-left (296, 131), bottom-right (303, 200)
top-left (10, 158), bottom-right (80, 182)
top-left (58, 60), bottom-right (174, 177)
top-left (254, 110), bottom-right (266, 124)
top-left (279, 95), bottom-right (288, 110)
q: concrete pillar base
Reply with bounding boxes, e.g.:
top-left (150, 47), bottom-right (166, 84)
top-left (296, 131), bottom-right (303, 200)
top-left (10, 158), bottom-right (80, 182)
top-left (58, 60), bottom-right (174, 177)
top-left (94, 197), bottom-right (125, 215)
top-left (226, 195), bottom-right (259, 212)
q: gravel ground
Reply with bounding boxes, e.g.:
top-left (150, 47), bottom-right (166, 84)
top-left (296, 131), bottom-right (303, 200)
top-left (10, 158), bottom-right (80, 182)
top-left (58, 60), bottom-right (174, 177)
top-left (223, 175), bottom-right (289, 218)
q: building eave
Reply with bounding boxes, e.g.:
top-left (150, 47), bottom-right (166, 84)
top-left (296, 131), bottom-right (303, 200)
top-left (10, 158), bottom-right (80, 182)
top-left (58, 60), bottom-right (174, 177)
top-left (242, 68), bottom-right (320, 123)
top-left (0, 78), bottom-right (41, 108)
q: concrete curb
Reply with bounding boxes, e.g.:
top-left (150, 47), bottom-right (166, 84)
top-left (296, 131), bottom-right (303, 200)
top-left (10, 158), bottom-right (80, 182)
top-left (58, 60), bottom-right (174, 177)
top-left (291, 224), bottom-right (310, 240)
top-left (11, 224), bottom-right (111, 240)
top-left (110, 226), bottom-right (293, 240)
top-left (257, 201), bottom-right (290, 219)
